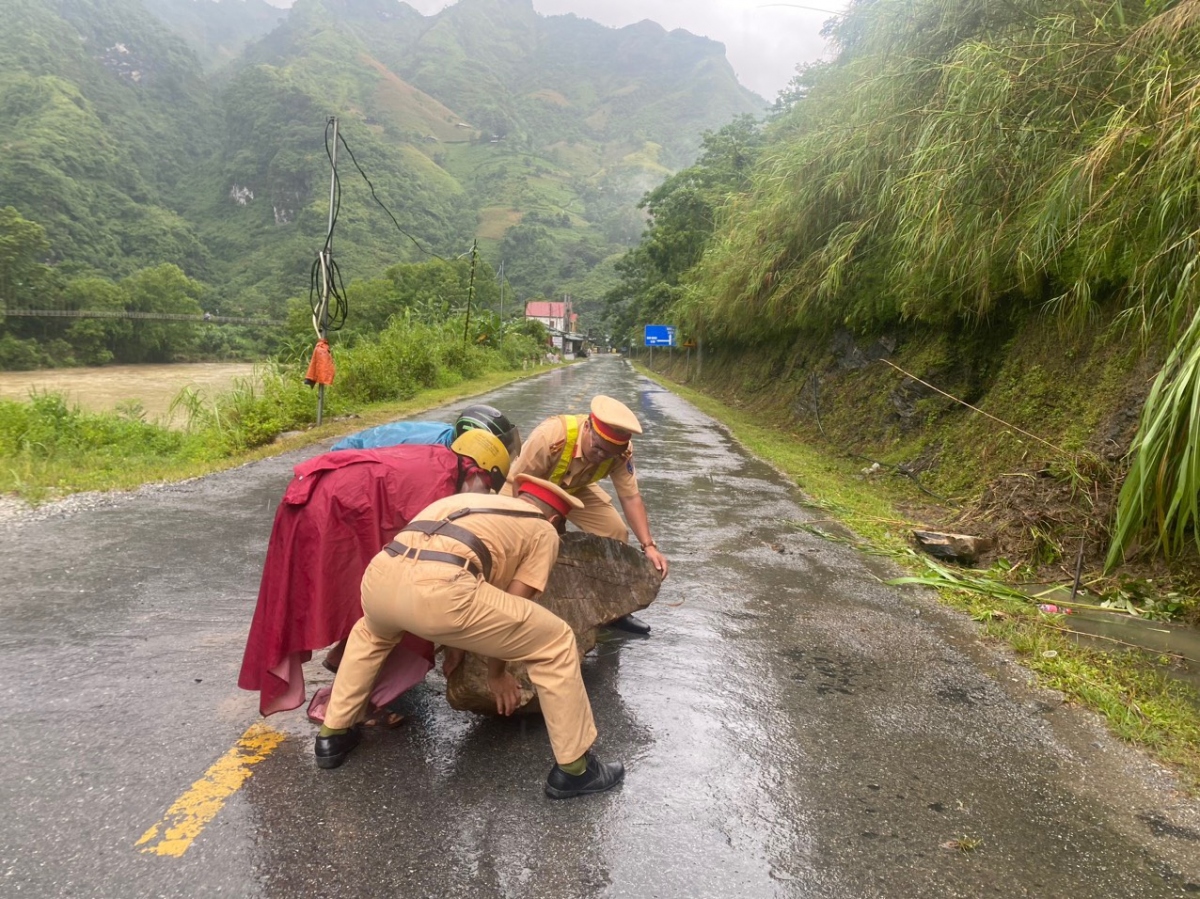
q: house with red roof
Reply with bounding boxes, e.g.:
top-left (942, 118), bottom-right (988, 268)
top-left (524, 299), bottom-right (577, 333)
top-left (525, 298), bottom-right (585, 359)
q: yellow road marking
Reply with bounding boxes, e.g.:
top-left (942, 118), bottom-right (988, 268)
top-left (136, 723), bottom-right (286, 858)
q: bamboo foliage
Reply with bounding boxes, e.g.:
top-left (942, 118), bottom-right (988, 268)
top-left (673, 0), bottom-right (1200, 562)
top-left (684, 0), bottom-right (1200, 340)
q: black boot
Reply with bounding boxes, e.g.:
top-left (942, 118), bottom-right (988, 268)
top-left (545, 752), bottom-right (625, 799)
top-left (314, 726), bottom-right (362, 769)
top-left (607, 613), bottom-right (651, 635)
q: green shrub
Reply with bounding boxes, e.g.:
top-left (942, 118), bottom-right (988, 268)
top-left (0, 310), bottom-right (546, 499)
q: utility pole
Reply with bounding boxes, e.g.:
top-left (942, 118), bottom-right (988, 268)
top-left (315, 116), bottom-right (339, 426)
top-left (462, 239), bottom-right (478, 347)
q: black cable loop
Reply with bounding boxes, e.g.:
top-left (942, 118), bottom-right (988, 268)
top-left (307, 123), bottom-right (471, 337)
top-left (310, 120), bottom-right (349, 334)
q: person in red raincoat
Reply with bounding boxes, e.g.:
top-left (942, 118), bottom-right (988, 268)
top-left (238, 429), bottom-right (512, 720)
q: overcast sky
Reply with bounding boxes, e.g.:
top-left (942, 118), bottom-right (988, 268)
top-left (260, 0), bottom-right (841, 100)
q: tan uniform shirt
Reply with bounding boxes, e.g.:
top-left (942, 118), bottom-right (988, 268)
top-left (505, 415), bottom-right (640, 499)
top-left (396, 494), bottom-right (560, 591)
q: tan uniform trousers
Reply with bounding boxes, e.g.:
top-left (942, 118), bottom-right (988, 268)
top-left (569, 483), bottom-right (628, 541)
top-left (323, 554), bottom-right (598, 765)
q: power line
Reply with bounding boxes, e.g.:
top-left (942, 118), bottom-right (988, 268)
top-left (336, 130), bottom-right (446, 261)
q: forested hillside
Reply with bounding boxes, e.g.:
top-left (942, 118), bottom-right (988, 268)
top-left (608, 0), bottom-right (1200, 583)
top-left (0, 0), bottom-right (218, 276)
top-left (0, 0), bottom-right (764, 367)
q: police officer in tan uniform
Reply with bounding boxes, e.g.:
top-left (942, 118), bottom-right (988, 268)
top-left (503, 395), bottom-right (668, 634)
top-left (315, 474), bottom-right (625, 799)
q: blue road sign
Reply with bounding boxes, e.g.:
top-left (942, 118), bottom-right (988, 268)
top-left (644, 325), bottom-right (675, 346)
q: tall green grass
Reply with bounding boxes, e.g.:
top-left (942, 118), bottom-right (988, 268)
top-left (0, 316), bottom-right (545, 500)
top-left (0, 392), bottom-right (212, 500)
top-left (686, 0), bottom-right (1200, 341)
top-left (1108, 306), bottom-right (1200, 567)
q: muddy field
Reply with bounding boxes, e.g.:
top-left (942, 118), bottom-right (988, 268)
top-left (0, 363), bottom-right (260, 425)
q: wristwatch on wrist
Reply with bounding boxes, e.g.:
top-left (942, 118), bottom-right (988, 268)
top-left (641, 540), bottom-right (657, 550)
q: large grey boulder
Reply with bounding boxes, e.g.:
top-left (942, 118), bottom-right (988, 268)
top-left (445, 532), bottom-right (662, 715)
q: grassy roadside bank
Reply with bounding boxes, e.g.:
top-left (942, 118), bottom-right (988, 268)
top-left (0, 366), bottom-right (556, 505)
top-left (638, 364), bottom-right (1200, 792)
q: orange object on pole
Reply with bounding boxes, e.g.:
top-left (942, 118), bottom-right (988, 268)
top-left (304, 338), bottom-right (335, 387)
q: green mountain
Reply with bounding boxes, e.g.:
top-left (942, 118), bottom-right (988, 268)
top-left (0, 0), bottom-right (218, 276)
top-left (141, 0), bottom-right (285, 70)
top-left (198, 0), bottom-right (765, 314)
top-left (326, 0), bottom-right (760, 168)
top-left (0, 0), bottom-right (766, 339)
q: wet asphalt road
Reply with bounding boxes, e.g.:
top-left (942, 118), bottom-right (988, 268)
top-left (3, 355), bottom-right (1200, 898)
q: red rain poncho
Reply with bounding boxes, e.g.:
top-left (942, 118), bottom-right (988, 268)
top-left (238, 444), bottom-right (462, 716)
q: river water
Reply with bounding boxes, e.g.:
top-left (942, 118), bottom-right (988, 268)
top-left (0, 362), bottom-right (259, 423)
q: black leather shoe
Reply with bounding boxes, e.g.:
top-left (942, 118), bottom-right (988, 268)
top-left (314, 726), bottom-right (361, 769)
top-left (607, 613), bottom-right (651, 635)
top-left (545, 752), bottom-right (625, 799)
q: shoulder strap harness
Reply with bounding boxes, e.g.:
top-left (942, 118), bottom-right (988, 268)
top-left (550, 415), bottom-right (615, 494)
top-left (400, 506), bottom-right (545, 581)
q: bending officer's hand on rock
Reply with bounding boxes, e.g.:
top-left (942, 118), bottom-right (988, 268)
top-left (487, 671), bottom-right (522, 716)
top-left (442, 647), bottom-right (464, 678)
top-left (645, 545), bottom-right (669, 579)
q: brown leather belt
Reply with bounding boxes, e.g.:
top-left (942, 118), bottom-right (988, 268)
top-left (383, 541), bottom-right (482, 578)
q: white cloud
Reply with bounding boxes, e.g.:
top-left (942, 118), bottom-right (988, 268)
top-left (530, 1), bottom-right (836, 99)
top-left (261, 0), bottom-right (841, 100)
